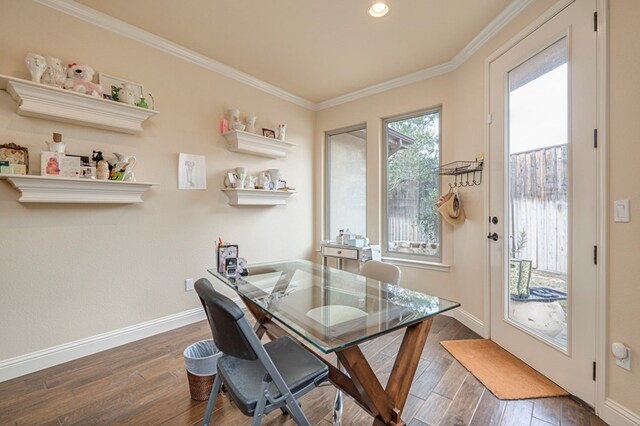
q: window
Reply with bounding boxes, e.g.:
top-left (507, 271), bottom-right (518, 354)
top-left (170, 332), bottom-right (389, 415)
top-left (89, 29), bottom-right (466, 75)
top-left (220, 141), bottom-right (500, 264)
top-left (383, 108), bottom-right (441, 260)
top-left (325, 125), bottom-right (367, 241)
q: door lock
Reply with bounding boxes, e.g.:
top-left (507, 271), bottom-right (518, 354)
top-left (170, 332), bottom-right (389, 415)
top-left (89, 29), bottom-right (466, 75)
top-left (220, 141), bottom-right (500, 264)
top-left (490, 216), bottom-right (499, 224)
top-left (487, 232), bottom-right (498, 241)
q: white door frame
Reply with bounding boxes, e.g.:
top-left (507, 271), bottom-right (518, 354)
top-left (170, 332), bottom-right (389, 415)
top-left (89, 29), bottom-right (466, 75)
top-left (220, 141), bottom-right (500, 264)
top-left (482, 0), bottom-right (608, 417)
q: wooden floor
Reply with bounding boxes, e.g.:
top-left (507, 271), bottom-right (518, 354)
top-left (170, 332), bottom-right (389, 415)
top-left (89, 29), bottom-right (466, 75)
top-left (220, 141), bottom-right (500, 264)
top-left (0, 316), bottom-right (606, 425)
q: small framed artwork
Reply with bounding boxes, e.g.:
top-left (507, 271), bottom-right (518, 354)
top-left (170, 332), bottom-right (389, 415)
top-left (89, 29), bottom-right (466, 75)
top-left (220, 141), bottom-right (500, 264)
top-left (178, 153), bottom-right (207, 190)
top-left (262, 128), bottom-right (276, 138)
top-left (98, 72), bottom-right (144, 102)
top-left (217, 244), bottom-right (239, 273)
top-left (0, 143), bottom-right (29, 174)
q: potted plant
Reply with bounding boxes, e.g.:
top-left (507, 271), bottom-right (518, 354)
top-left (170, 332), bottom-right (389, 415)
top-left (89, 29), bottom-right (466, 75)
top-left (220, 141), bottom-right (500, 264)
top-left (509, 230), bottom-right (532, 299)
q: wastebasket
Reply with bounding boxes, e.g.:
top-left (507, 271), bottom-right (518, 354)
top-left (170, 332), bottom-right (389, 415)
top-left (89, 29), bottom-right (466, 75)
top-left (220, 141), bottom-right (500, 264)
top-left (184, 339), bottom-right (223, 401)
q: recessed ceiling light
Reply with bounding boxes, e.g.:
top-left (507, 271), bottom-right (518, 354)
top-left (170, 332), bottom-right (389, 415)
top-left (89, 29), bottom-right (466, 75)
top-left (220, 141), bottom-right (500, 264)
top-left (368, 2), bottom-right (389, 18)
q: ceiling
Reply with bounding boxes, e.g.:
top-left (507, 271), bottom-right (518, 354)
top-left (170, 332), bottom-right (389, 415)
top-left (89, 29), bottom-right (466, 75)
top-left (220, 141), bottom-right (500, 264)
top-left (73, 0), bottom-right (515, 104)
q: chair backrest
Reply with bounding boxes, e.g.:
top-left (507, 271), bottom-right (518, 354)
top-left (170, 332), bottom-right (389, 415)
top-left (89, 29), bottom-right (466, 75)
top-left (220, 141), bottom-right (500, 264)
top-left (360, 260), bottom-right (401, 285)
top-left (194, 278), bottom-right (258, 361)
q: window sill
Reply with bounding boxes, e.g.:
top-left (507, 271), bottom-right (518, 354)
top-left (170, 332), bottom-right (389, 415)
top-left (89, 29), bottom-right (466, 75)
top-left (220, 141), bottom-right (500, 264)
top-left (382, 256), bottom-right (450, 272)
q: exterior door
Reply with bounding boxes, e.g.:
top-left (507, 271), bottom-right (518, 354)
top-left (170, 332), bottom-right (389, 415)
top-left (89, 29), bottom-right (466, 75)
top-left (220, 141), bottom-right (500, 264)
top-left (488, 0), bottom-right (597, 405)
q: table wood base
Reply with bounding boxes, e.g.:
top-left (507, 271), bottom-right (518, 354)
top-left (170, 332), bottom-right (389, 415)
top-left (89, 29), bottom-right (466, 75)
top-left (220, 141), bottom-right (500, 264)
top-left (241, 297), bottom-right (433, 426)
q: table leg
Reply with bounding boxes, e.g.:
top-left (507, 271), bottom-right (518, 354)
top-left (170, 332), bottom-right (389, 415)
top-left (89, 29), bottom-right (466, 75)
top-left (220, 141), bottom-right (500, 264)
top-left (332, 359), bottom-right (343, 426)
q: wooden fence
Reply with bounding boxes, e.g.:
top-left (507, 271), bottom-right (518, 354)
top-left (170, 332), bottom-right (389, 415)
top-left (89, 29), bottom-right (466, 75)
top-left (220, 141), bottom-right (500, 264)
top-left (388, 180), bottom-right (421, 242)
top-left (509, 144), bottom-right (568, 274)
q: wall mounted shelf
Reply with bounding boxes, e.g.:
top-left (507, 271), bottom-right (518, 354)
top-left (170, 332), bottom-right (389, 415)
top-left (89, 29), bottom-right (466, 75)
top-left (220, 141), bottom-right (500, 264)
top-left (222, 130), bottom-right (295, 159)
top-left (437, 160), bottom-right (484, 188)
top-left (0, 174), bottom-right (158, 203)
top-left (222, 188), bottom-right (295, 206)
top-left (0, 74), bottom-right (159, 134)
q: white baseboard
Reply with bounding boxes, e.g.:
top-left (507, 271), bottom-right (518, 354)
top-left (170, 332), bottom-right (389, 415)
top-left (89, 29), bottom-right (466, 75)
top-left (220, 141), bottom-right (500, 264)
top-left (442, 308), bottom-right (487, 338)
top-left (601, 398), bottom-right (640, 426)
top-left (0, 308), bottom-right (206, 383)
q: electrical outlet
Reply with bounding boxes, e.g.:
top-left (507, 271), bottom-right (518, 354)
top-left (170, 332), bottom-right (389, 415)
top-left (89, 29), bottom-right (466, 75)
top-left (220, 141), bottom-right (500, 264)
top-left (616, 347), bottom-right (632, 371)
top-left (185, 278), bottom-right (194, 292)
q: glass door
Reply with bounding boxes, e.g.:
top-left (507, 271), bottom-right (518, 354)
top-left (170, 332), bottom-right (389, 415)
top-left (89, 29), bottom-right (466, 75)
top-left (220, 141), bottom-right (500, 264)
top-left (489, 0), bottom-right (597, 405)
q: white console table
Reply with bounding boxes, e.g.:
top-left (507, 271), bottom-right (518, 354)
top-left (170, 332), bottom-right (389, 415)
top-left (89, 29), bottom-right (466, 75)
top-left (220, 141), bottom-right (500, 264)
top-left (319, 243), bottom-right (373, 270)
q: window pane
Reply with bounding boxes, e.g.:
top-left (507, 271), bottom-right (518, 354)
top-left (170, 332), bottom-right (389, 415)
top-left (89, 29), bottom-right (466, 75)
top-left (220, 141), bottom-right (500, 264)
top-left (507, 38), bottom-right (568, 348)
top-left (326, 127), bottom-right (366, 240)
top-left (384, 110), bottom-right (441, 258)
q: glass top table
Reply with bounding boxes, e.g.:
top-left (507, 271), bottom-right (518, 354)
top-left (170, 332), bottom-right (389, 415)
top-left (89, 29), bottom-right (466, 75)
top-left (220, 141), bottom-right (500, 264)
top-left (208, 259), bottom-right (459, 354)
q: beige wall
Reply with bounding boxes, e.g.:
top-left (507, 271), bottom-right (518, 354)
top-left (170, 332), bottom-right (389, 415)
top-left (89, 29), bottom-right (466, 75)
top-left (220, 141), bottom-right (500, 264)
top-left (607, 0), bottom-right (640, 413)
top-left (317, 0), bottom-right (639, 417)
top-left (1, 0), bottom-right (638, 418)
top-left (0, 0), bottom-right (315, 360)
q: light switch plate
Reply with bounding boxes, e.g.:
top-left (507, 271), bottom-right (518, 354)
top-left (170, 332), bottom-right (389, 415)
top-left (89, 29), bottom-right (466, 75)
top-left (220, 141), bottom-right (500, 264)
top-left (614, 200), bottom-right (630, 223)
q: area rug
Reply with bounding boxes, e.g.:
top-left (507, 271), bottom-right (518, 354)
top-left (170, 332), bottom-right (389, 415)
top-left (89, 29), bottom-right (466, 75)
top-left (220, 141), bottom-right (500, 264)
top-left (440, 339), bottom-right (569, 400)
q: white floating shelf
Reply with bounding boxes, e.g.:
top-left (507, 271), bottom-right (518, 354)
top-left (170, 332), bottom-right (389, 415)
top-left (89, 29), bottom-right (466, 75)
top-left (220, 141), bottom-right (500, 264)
top-left (0, 74), bottom-right (159, 134)
top-left (0, 175), bottom-right (158, 203)
top-left (222, 130), bottom-right (296, 159)
top-left (222, 188), bottom-right (295, 206)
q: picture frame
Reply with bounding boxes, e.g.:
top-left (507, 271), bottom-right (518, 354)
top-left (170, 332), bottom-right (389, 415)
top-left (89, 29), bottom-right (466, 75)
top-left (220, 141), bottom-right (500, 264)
top-left (262, 128), bottom-right (276, 139)
top-left (217, 244), bottom-right (239, 273)
top-left (0, 143), bottom-right (29, 174)
top-left (98, 72), bottom-right (144, 102)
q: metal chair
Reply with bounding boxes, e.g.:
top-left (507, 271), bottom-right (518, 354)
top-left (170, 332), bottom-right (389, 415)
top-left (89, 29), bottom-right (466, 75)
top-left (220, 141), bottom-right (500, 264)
top-left (360, 260), bottom-right (401, 285)
top-left (194, 278), bottom-right (329, 426)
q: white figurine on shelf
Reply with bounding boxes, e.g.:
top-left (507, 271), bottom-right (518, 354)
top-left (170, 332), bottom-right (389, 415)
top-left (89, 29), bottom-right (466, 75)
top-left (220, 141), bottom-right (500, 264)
top-left (41, 56), bottom-right (66, 88)
top-left (276, 123), bottom-right (287, 141)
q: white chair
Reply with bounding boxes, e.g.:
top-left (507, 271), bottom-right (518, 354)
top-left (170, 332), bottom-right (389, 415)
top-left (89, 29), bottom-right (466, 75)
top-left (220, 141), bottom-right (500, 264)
top-left (360, 260), bottom-right (401, 285)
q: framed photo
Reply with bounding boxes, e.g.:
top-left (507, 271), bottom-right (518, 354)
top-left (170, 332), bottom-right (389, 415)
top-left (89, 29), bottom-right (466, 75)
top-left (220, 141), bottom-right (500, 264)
top-left (0, 143), bottom-right (29, 174)
top-left (262, 128), bottom-right (276, 138)
top-left (98, 72), bottom-right (144, 102)
top-left (217, 244), bottom-right (239, 273)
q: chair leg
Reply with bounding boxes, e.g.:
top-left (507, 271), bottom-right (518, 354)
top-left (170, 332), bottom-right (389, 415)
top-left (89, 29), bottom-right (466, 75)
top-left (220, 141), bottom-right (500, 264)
top-left (251, 394), bottom-right (268, 426)
top-left (202, 374), bottom-right (222, 426)
top-left (284, 394), bottom-right (310, 426)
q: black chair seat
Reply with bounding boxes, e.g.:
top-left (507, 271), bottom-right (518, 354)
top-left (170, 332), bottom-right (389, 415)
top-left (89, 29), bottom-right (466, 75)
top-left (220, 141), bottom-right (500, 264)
top-left (217, 336), bottom-right (328, 416)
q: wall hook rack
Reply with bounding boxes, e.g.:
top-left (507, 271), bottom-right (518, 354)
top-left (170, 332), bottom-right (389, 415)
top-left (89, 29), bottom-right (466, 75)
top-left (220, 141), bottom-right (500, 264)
top-left (436, 160), bottom-right (483, 188)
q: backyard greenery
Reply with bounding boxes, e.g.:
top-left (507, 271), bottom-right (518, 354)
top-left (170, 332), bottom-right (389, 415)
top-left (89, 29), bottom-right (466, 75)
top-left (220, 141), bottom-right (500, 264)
top-left (387, 112), bottom-right (440, 243)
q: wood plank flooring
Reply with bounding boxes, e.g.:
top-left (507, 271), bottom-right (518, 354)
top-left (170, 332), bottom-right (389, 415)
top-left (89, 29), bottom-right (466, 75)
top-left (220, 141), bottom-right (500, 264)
top-left (0, 315), bottom-right (606, 425)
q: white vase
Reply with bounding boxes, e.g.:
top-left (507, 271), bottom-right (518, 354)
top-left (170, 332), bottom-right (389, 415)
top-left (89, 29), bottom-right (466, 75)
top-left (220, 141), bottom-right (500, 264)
top-left (25, 52), bottom-right (47, 83)
top-left (246, 116), bottom-right (257, 133)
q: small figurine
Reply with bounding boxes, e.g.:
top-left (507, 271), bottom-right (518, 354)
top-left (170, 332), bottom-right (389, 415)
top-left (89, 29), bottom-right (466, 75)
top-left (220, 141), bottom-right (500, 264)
top-left (92, 151), bottom-right (110, 180)
top-left (41, 56), bottom-right (66, 88)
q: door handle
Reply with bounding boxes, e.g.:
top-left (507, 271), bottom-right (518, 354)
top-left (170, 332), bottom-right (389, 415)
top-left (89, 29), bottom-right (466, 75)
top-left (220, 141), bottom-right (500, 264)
top-left (487, 233), bottom-right (498, 241)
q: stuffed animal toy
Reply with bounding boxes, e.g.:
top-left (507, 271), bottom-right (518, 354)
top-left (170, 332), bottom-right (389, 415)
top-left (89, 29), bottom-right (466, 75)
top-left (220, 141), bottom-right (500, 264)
top-left (64, 63), bottom-right (103, 97)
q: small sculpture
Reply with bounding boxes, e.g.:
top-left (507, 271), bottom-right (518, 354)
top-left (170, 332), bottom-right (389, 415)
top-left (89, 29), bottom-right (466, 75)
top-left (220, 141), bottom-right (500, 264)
top-left (41, 56), bottom-right (66, 88)
top-left (276, 124), bottom-right (287, 141)
top-left (25, 52), bottom-right (47, 83)
top-left (64, 63), bottom-right (103, 97)
top-left (92, 151), bottom-right (110, 180)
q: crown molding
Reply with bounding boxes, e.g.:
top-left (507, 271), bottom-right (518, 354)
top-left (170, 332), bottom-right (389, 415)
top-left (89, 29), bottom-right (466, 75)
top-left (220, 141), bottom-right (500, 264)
top-left (32, 0), bottom-right (317, 110)
top-left (449, 0), bottom-right (535, 68)
top-left (33, 0), bottom-right (534, 112)
top-left (315, 62), bottom-right (454, 110)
